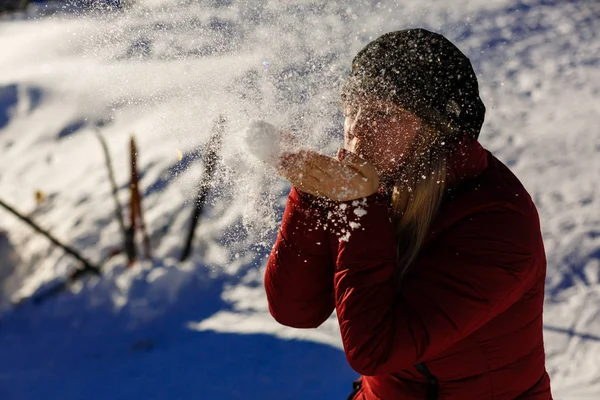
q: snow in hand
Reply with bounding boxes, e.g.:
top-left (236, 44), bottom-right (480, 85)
top-left (244, 120), bottom-right (287, 167)
top-left (0, 0), bottom-right (599, 399)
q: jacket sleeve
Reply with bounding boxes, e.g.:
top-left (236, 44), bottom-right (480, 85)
top-left (264, 187), bottom-right (335, 328)
top-left (330, 196), bottom-right (541, 376)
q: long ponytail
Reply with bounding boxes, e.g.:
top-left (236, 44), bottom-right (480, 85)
top-left (391, 124), bottom-right (448, 277)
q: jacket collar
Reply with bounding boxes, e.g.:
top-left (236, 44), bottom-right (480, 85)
top-left (446, 134), bottom-right (488, 188)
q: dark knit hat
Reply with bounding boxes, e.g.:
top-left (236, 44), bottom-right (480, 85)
top-left (343, 29), bottom-right (485, 142)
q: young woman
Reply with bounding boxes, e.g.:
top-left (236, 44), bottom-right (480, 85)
top-left (264, 29), bottom-right (552, 400)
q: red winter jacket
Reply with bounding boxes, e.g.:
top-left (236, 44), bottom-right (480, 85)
top-left (264, 139), bottom-right (552, 399)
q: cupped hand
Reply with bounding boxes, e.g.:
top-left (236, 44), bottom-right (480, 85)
top-left (277, 148), bottom-right (379, 201)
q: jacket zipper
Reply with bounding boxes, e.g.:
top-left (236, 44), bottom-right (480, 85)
top-left (415, 362), bottom-right (439, 400)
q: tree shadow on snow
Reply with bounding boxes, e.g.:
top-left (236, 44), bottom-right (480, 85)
top-left (543, 325), bottom-right (600, 342)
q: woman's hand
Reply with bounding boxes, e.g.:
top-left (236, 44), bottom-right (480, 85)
top-left (278, 148), bottom-right (379, 201)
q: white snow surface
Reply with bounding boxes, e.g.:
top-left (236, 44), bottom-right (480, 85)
top-left (0, 0), bottom-right (599, 399)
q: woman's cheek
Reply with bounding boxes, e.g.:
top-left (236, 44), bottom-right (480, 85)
top-left (374, 136), bottom-right (405, 173)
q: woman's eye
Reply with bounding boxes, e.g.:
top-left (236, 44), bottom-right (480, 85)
top-left (373, 110), bottom-right (391, 119)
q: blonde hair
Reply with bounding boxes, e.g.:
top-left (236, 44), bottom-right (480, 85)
top-left (392, 123), bottom-right (448, 278)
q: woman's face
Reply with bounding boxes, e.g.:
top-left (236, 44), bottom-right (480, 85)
top-left (343, 95), bottom-right (422, 179)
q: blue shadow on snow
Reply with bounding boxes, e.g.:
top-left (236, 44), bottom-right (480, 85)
top-left (0, 262), bottom-right (357, 400)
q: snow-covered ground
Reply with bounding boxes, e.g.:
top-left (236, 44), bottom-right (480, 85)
top-left (0, 0), bottom-right (599, 398)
